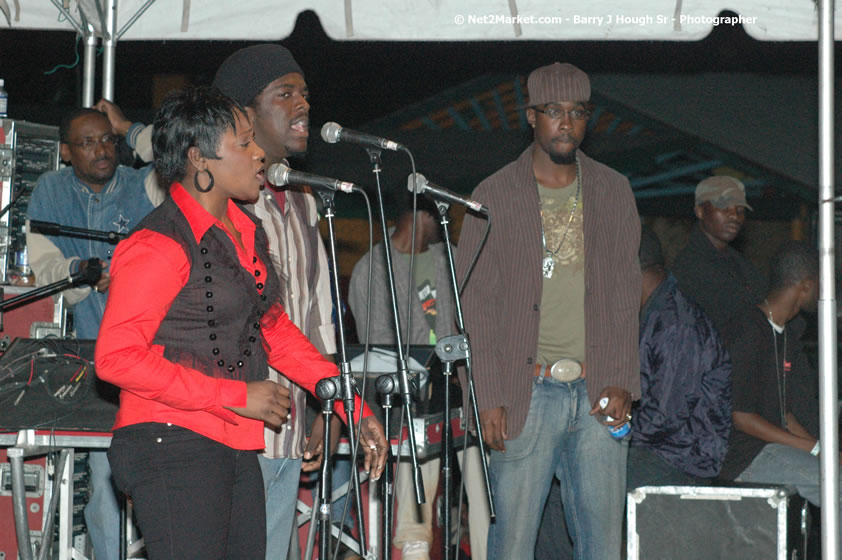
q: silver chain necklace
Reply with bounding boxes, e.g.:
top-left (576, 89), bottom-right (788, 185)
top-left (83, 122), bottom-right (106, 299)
top-left (538, 159), bottom-right (581, 279)
top-left (765, 301), bottom-right (788, 428)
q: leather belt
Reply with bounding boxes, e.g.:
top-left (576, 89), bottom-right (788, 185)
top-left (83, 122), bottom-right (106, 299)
top-left (534, 359), bottom-right (583, 382)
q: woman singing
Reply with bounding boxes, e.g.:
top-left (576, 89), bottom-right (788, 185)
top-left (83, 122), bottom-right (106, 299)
top-left (95, 86), bottom-right (387, 559)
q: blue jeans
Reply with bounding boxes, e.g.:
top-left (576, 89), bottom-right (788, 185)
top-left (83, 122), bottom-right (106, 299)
top-left (487, 377), bottom-right (628, 560)
top-left (738, 443), bottom-right (842, 544)
top-left (85, 451), bottom-right (121, 560)
top-left (258, 456), bottom-right (303, 560)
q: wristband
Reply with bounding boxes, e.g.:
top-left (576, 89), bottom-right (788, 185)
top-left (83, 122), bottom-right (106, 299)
top-left (810, 441), bottom-right (821, 456)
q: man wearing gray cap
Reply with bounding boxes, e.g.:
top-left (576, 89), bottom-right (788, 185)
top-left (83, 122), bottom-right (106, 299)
top-left (671, 175), bottom-right (767, 332)
top-left (455, 62), bottom-right (640, 559)
top-left (96, 44), bottom-right (337, 560)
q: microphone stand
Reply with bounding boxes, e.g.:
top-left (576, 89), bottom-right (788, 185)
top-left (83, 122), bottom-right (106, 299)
top-left (313, 189), bottom-right (368, 558)
top-left (315, 377), bottom-right (339, 560)
top-left (0, 258), bottom-right (102, 331)
top-left (429, 200), bottom-right (495, 560)
top-left (374, 380), bottom-right (395, 559)
top-left (28, 220), bottom-right (126, 244)
top-left (365, 147), bottom-right (425, 560)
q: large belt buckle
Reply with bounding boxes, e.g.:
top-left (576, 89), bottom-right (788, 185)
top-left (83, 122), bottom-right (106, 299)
top-left (549, 358), bottom-right (582, 382)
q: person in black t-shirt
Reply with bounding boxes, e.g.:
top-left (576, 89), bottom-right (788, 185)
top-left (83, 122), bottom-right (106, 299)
top-left (718, 240), bottom-right (840, 542)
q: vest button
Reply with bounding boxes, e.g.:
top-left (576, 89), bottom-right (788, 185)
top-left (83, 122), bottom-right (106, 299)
top-left (204, 262), bottom-right (211, 269)
top-left (206, 305), bottom-right (214, 312)
top-left (209, 333), bottom-right (217, 341)
top-left (200, 248), bottom-right (208, 255)
top-left (217, 359), bottom-right (224, 367)
top-left (256, 282), bottom-right (264, 290)
top-left (208, 319), bottom-right (215, 327)
top-left (205, 276), bottom-right (212, 283)
top-left (227, 365), bottom-right (235, 372)
top-left (206, 291), bottom-right (213, 298)
top-left (243, 349), bottom-right (251, 356)
top-left (255, 270), bottom-right (261, 277)
top-left (212, 348), bottom-right (220, 355)
top-left (237, 361), bottom-right (244, 368)
top-left (249, 336), bottom-right (256, 343)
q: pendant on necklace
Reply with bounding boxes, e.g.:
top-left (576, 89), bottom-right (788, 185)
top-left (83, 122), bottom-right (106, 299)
top-left (542, 255), bottom-right (555, 278)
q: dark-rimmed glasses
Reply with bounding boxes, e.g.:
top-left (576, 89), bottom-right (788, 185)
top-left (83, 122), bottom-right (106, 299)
top-left (66, 135), bottom-right (119, 150)
top-left (533, 106), bottom-right (590, 121)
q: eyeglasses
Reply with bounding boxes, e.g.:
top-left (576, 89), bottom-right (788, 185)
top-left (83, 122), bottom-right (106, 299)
top-left (66, 135), bottom-right (119, 150)
top-left (533, 106), bottom-right (590, 121)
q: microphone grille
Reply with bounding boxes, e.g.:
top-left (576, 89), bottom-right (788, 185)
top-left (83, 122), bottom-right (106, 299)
top-left (407, 173), bottom-right (427, 194)
top-left (321, 122), bottom-right (342, 144)
top-left (267, 163), bottom-right (290, 186)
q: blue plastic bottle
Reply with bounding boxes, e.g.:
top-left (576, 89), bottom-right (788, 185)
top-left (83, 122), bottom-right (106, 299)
top-left (599, 397), bottom-right (631, 439)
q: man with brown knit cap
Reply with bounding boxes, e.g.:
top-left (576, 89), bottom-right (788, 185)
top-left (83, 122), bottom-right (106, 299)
top-left (455, 62), bottom-right (640, 560)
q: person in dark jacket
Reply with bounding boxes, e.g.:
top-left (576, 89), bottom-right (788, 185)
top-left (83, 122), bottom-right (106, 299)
top-left (628, 227), bottom-right (732, 487)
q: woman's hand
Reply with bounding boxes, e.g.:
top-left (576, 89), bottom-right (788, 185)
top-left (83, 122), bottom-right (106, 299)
top-left (225, 380), bottom-right (291, 429)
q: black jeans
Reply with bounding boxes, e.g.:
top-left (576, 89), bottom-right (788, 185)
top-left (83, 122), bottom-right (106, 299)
top-left (108, 423), bottom-right (265, 560)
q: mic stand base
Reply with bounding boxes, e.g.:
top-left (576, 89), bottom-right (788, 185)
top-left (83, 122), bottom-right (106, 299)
top-left (379, 391), bottom-right (395, 560)
top-left (315, 378), bottom-right (337, 560)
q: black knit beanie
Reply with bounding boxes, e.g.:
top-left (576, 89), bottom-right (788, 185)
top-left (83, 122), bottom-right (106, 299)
top-left (639, 227), bottom-right (665, 270)
top-left (212, 44), bottom-right (304, 107)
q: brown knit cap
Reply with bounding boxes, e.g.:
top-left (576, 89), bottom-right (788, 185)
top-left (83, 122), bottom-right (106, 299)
top-left (526, 62), bottom-right (591, 106)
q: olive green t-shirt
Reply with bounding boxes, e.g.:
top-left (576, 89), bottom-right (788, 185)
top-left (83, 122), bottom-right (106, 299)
top-left (536, 176), bottom-right (586, 365)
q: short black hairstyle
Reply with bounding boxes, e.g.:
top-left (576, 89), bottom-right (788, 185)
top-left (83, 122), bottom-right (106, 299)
top-left (639, 226), bottom-right (665, 272)
top-left (768, 240), bottom-right (819, 293)
top-left (59, 107), bottom-right (108, 143)
top-left (152, 86), bottom-right (244, 188)
top-left (393, 187), bottom-right (439, 221)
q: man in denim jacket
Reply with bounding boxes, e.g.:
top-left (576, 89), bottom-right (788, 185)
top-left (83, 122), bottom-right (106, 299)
top-left (26, 107), bottom-right (163, 560)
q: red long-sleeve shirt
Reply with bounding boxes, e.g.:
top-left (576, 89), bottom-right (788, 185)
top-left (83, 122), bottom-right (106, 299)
top-left (95, 184), bottom-right (370, 450)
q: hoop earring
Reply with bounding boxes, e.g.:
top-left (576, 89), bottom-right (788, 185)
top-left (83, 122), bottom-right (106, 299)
top-left (194, 169), bottom-right (215, 193)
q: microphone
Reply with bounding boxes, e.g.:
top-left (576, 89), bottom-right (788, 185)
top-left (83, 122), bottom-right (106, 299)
top-left (266, 163), bottom-right (358, 194)
top-left (407, 173), bottom-right (488, 215)
top-left (321, 122), bottom-right (403, 152)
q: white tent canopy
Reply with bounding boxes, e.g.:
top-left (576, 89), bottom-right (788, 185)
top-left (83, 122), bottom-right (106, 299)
top-left (3, 0), bottom-right (832, 41)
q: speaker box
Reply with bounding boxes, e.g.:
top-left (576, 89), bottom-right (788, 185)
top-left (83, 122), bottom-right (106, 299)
top-left (627, 484), bottom-right (810, 560)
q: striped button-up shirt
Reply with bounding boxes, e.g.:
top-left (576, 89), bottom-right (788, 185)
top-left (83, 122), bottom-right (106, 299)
top-left (250, 185), bottom-right (337, 459)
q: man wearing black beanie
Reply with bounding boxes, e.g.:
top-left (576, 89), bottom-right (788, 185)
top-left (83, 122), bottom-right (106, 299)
top-left (213, 44), bottom-right (340, 560)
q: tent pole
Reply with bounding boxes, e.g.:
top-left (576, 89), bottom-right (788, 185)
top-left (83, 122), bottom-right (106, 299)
top-left (101, 0), bottom-right (117, 102)
top-left (818, 0), bottom-right (838, 558)
top-left (82, 23), bottom-right (97, 108)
